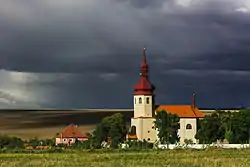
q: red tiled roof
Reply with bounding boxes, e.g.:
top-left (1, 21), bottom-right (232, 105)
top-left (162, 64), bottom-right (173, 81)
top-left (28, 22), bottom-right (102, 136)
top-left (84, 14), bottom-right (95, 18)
top-left (56, 124), bottom-right (87, 138)
top-left (156, 105), bottom-right (205, 118)
top-left (134, 77), bottom-right (154, 95)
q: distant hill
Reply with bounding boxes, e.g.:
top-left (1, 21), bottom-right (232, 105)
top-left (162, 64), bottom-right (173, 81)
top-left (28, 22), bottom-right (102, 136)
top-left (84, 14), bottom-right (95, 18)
top-left (0, 109), bottom-right (133, 139)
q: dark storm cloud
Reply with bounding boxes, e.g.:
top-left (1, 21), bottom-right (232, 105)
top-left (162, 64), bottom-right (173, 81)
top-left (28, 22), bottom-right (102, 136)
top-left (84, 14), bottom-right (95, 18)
top-left (1, 0), bottom-right (250, 108)
top-left (128, 0), bottom-right (167, 8)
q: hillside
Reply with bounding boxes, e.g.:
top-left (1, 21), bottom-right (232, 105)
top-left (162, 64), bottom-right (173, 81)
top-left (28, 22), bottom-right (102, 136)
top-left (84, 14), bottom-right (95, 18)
top-left (0, 109), bottom-right (133, 139)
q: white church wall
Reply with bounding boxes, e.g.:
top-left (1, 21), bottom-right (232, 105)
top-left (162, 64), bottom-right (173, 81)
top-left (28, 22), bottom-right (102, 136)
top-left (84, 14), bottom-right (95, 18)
top-left (179, 118), bottom-right (198, 144)
top-left (131, 117), bottom-right (157, 143)
top-left (132, 117), bottom-right (200, 144)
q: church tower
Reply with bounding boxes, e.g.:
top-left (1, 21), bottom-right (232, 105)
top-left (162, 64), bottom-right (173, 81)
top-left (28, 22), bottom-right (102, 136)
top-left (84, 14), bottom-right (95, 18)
top-left (129, 47), bottom-right (157, 143)
top-left (133, 47), bottom-right (155, 118)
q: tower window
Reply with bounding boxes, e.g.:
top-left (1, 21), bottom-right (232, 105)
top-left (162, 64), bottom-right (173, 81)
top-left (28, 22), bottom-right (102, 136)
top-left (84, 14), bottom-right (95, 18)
top-left (148, 138), bottom-right (150, 141)
top-left (139, 97), bottom-right (142, 104)
top-left (146, 97), bottom-right (150, 104)
top-left (130, 126), bottom-right (136, 135)
top-left (186, 124), bottom-right (192, 129)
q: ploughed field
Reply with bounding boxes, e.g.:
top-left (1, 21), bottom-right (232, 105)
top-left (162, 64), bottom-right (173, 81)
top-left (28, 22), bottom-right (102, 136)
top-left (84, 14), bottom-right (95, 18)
top-left (0, 149), bottom-right (250, 167)
top-left (0, 109), bottom-right (133, 139)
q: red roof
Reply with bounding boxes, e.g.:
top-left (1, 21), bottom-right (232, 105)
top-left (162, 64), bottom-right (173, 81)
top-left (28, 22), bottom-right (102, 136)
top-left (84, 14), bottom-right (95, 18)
top-left (134, 48), bottom-right (154, 95)
top-left (156, 105), bottom-right (205, 118)
top-left (56, 124), bottom-right (87, 138)
top-left (134, 77), bottom-right (154, 95)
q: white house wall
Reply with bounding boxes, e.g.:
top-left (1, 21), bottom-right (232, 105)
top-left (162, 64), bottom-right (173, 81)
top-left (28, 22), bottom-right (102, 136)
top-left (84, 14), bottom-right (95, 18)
top-left (179, 118), bottom-right (198, 143)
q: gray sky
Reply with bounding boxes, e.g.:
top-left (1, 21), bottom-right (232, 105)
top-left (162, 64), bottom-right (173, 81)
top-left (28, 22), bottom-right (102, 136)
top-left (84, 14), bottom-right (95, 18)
top-left (1, 0), bottom-right (250, 109)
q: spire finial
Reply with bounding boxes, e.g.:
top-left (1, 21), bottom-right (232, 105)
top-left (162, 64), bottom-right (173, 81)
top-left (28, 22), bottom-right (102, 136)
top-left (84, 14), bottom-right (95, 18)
top-left (142, 46), bottom-right (147, 63)
top-left (140, 46), bottom-right (148, 76)
top-left (192, 92), bottom-right (196, 108)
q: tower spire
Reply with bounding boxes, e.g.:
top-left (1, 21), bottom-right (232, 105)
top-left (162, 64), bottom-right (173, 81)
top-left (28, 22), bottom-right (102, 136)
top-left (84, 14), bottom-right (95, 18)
top-left (134, 47), bottom-right (154, 95)
top-left (140, 47), bottom-right (148, 76)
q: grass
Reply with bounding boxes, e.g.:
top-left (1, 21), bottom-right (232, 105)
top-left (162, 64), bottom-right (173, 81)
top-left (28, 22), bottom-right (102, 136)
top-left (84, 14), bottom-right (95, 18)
top-left (0, 149), bottom-right (250, 167)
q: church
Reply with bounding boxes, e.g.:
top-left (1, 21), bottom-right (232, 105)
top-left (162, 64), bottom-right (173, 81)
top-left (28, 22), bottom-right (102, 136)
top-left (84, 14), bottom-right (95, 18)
top-left (128, 48), bottom-right (205, 144)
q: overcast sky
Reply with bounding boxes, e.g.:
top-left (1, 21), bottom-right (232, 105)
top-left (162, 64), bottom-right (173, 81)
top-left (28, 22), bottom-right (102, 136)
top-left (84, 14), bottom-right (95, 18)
top-left (0, 0), bottom-right (250, 109)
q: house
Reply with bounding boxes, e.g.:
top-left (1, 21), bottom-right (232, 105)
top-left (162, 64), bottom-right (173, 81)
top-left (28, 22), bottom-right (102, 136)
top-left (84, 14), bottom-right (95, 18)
top-left (128, 48), bottom-right (205, 144)
top-left (55, 124), bottom-right (88, 146)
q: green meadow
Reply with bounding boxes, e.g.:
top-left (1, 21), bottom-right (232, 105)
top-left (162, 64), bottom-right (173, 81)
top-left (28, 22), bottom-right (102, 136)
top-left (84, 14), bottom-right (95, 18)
top-left (0, 149), bottom-right (250, 167)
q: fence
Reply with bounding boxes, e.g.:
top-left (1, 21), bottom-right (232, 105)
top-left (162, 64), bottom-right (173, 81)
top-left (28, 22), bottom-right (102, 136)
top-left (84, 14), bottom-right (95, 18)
top-left (158, 144), bottom-right (250, 149)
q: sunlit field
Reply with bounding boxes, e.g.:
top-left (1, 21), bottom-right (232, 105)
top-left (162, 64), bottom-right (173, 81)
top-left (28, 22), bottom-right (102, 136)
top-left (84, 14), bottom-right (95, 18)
top-left (0, 149), bottom-right (250, 167)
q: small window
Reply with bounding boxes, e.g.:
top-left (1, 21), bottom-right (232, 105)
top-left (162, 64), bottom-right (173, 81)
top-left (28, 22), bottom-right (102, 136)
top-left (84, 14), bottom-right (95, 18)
top-left (152, 126), bottom-right (154, 129)
top-left (146, 97), bottom-right (150, 104)
top-left (148, 131), bottom-right (150, 133)
top-left (63, 138), bottom-right (66, 142)
top-left (147, 138), bottom-right (150, 141)
top-left (139, 97), bottom-right (142, 104)
top-left (186, 124), bottom-right (192, 129)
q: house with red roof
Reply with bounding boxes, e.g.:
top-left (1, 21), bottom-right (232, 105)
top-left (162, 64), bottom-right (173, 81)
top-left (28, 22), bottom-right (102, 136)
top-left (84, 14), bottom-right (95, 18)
top-left (128, 48), bottom-right (205, 144)
top-left (55, 124), bottom-right (88, 146)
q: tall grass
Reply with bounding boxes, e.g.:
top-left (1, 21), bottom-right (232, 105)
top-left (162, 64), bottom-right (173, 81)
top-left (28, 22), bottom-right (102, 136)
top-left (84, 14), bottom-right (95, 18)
top-left (0, 149), bottom-right (250, 167)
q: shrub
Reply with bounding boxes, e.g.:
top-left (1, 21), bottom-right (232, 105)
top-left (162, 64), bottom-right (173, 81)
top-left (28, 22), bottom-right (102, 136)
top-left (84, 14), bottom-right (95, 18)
top-left (126, 140), bottom-right (153, 150)
top-left (71, 140), bottom-right (91, 149)
top-left (0, 135), bottom-right (24, 149)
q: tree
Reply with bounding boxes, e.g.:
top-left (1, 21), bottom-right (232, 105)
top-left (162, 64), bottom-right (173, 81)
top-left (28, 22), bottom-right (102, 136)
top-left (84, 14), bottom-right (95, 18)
top-left (0, 135), bottom-right (24, 149)
top-left (213, 110), bottom-right (236, 143)
top-left (195, 112), bottom-right (223, 144)
top-left (91, 113), bottom-right (127, 148)
top-left (154, 110), bottom-right (180, 145)
top-left (229, 110), bottom-right (250, 144)
top-left (196, 109), bottom-right (250, 144)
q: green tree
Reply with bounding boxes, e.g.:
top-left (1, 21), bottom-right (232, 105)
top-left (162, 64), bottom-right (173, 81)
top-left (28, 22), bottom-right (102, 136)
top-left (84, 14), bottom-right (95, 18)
top-left (229, 110), bottom-right (250, 144)
top-left (154, 110), bottom-right (180, 145)
top-left (196, 109), bottom-right (250, 144)
top-left (195, 113), bottom-right (223, 144)
top-left (91, 113), bottom-right (127, 148)
top-left (0, 135), bottom-right (24, 149)
top-left (28, 137), bottom-right (41, 148)
top-left (217, 110), bottom-right (233, 143)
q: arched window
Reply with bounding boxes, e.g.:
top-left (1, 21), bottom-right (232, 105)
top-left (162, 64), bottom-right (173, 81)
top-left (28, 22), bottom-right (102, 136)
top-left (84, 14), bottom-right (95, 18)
top-left (139, 97), bottom-right (142, 104)
top-left (130, 126), bottom-right (136, 135)
top-left (146, 97), bottom-right (150, 104)
top-left (186, 124), bottom-right (192, 129)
